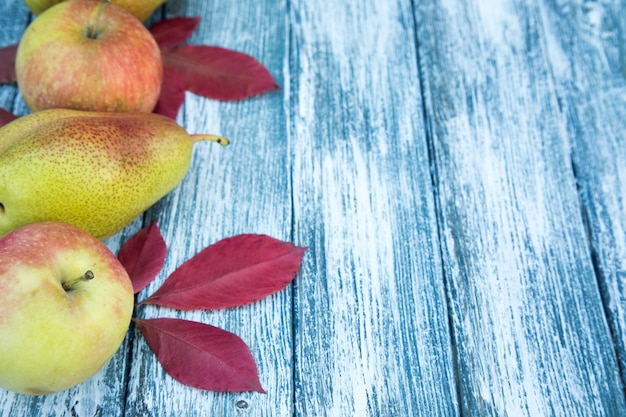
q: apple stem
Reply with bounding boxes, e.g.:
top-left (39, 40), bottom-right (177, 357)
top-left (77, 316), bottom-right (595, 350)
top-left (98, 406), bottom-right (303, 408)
top-left (62, 270), bottom-right (95, 292)
top-left (84, 1), bottom-right (110, 40)
top-left (190, 134), bottom-right (230, 146)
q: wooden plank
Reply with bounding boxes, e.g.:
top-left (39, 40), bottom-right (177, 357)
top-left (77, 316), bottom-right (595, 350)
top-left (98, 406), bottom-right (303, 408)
top-left (0, 1), bottom-right (27, 114)
top-left (0, 3), bottom-right (141, 417)
top-left (123, 0), bottom-right (293, 416)
top-left (540, 0), bottom-right (626, 388)
top-left (289, 0), bottom-right (459, 415)
top-left (415, 0), bottom-right (626, 415)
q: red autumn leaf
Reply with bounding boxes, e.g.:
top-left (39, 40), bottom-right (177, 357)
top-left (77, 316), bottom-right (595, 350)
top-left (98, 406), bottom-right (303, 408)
top-left (162, 45), bottom-right (280, 101)
top-left (153, 66), bottom-right (186, 119)
top-left (135, 317), bottom-right (265, 393)
top-left (141, 234), bottom-right (306, 310)
top-left (0, 44), bottom-right (17, 83)
top-left (118, 221), bottom-right (167, 294)
top-left (0, 107), bottom-right (18, 128)
top-left (149, 17), bottom-right (201, 49)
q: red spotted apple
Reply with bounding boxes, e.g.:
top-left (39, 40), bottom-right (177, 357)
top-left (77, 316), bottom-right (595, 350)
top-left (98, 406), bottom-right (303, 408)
top-left (0, 222), bottom-right (134, 395)
top-left (24, 0), bottom-right (167, 22)
top-left (16, 0), bottom-right (163, 113)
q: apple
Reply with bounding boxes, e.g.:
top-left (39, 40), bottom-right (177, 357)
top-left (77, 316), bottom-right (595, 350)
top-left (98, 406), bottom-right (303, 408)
top-left (0, 222), bottom-right (134, 395)
top-left (16, 0), bottom-right (163, 113)
top-left (23, 0), bottom-right (167, 22)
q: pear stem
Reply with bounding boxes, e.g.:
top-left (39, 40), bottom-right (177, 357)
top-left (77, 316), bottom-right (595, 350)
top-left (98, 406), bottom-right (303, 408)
top-left (62, 270), bottom-right (95, 292)
top-left (190, 134), bottom-right (230, 146)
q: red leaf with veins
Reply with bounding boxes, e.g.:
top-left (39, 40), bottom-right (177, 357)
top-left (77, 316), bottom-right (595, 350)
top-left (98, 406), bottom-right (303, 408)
top-left (135, 317), bottom-right (265, 393)
top-left (118, 221), bottom-right (167, 294)
top-left (153, 66), bottom-right (186, 119)
top-left (149, 17), bottom-right (201, 49)
top-left (0, 44), bottom-right (18, 83)
top-left (162, 45), bottom-right (280, 101)
top-left (0, 108), bottom-right (18, 128)
top-left (141, 234), bottom-right (306, 310)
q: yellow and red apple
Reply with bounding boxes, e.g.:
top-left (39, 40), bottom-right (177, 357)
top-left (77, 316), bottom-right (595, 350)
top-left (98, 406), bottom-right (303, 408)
top-left (16, 0), bottom-right (163, 113)
top-left (0, 222), bottom-right (134, 395)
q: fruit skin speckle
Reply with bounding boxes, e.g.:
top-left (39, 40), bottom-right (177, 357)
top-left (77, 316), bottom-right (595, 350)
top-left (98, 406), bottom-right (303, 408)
top-left (0, 109), bottom-right (200, 239)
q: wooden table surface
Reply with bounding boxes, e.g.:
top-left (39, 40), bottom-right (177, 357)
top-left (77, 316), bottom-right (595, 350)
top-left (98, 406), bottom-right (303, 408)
top-left (1, 0), bottom-right (626, 416)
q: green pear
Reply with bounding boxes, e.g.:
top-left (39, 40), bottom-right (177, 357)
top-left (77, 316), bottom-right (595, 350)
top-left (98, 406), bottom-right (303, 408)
top-left (24, 0), bottom-right (166, 22)
top-left (0, 109), bottom-right (226, 239)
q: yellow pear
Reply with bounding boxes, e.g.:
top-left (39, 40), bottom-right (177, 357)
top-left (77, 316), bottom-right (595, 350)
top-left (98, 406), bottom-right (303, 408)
top-left (23, 0), bottom-right (64, 15)
top-left (109, 0), bottom-right (167, 22)
top-left (0, 109), bottom-right (226, 239)
top-left (24, 0), bottom-right (167, 22)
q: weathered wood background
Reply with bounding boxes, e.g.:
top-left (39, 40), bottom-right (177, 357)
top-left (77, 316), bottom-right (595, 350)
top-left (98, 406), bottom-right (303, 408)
top-left (0, 0), bottom-right (625, 415)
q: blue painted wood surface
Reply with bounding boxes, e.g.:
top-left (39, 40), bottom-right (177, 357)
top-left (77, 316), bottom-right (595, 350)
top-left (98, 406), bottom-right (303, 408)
top-left (0, 0), bottom-right (624, 415)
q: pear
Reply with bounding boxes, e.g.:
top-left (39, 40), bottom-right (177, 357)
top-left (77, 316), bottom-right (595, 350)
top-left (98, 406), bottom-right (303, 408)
top-left (0, 109), bottom-right (226, 239)
top-left (110, 0), bottom-right (167, 22)
top-left (23, 0), bottom-right (64, 16)
top-left (24, 0), bottom-right (166, 22)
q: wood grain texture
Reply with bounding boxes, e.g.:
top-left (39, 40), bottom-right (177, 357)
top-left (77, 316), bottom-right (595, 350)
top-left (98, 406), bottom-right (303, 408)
top-left (123, 0), bottom-right (293, 416)
top-left (0, 1), bottom-right (27, 115)
top-left (415, 0), bottom-right (626, 415)
top-left (540, 0), bottom-right (626, 388)
top-left (288, 0), bottom-right (459, 415)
